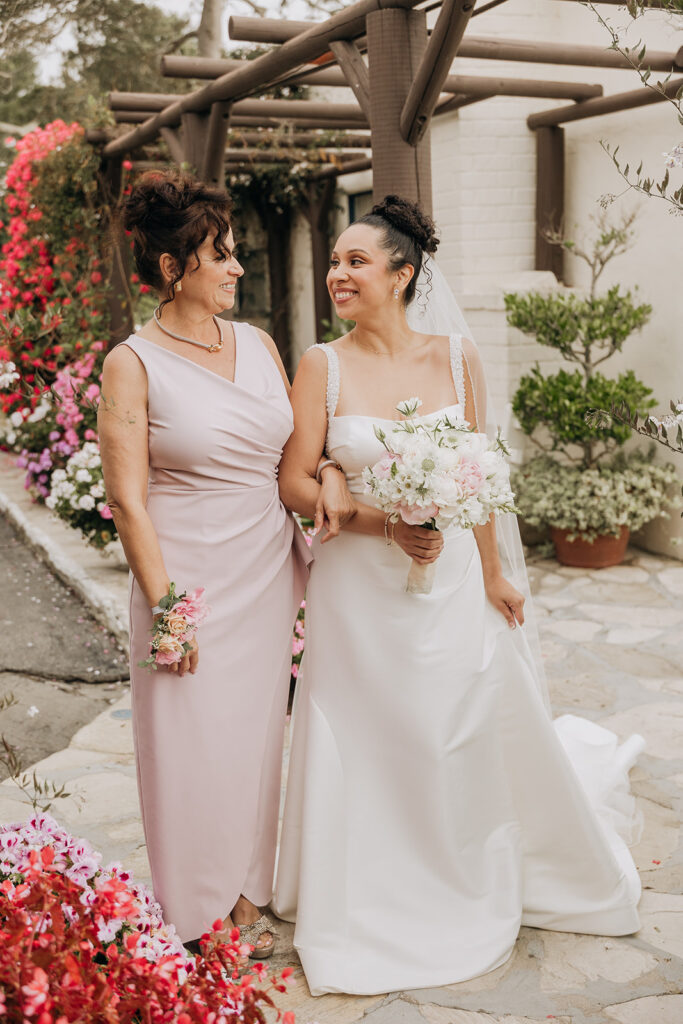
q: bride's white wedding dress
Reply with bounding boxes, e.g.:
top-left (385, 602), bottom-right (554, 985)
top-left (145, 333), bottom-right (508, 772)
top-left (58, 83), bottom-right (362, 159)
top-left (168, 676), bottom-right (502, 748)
top-left (273, 336), bottom-right (642, 997)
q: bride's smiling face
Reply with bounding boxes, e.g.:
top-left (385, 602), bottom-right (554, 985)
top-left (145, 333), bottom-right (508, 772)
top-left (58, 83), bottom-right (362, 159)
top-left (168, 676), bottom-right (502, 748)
top-left (327, 224), bottom-right (411, 318)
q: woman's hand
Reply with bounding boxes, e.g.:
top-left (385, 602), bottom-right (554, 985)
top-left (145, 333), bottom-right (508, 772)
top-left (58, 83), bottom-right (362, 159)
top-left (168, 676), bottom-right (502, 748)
top-left (314, 465), bottom-right (356, 543)
top-left (393, 521), bottom-right (444, 564)
top-left (166, 631), bottom-right (199, 677)
top-left (485, 575), bottom-right (525, 629)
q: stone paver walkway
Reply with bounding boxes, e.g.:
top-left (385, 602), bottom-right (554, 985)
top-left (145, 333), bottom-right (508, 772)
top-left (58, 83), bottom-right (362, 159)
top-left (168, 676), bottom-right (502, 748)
top-left (1, 454), bottom-right (682, 1023)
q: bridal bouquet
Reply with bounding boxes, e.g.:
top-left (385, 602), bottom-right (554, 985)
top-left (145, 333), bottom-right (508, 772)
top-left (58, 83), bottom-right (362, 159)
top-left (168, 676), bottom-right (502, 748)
top-left (363, 398), bottom-right (517, 594)
top-left (139, 582), bottom-right (210, 669)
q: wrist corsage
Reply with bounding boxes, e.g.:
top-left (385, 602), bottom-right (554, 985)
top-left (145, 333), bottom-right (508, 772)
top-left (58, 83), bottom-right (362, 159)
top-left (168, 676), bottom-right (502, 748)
top-left (139, 582), bottom-right (210, 670)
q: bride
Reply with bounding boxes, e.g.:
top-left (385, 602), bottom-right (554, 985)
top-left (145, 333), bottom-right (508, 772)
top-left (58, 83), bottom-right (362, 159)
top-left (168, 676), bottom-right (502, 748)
top-left (272, 195), bottom-right (642, 996)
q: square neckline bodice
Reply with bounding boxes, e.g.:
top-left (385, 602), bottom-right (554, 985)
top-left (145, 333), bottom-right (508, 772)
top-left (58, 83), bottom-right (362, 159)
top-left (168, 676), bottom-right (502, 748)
top-left (315, 333), bottom-right (467, 429)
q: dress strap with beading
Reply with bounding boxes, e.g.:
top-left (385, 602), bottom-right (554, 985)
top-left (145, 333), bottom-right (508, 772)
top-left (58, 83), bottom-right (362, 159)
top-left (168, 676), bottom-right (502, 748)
top-left (448, 333), bottom-right (466, 410)
top-left (307, 342), bottom-right (340, 422)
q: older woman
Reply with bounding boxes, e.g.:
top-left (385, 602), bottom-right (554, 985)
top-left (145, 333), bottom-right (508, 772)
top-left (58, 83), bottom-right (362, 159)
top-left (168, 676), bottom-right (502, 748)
top-left (98, 171), bottom-right (352, 956)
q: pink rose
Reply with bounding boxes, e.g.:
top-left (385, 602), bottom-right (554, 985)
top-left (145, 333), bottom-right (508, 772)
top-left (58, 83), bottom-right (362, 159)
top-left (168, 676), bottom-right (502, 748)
top-left (166, 612), bottom-right (190, 638)
top-left (374, 455), bottom-right (399, 480)
top-left (459, 459), bottom-right (484, 495)
top-left (398, 501), bottom-right (439, 526)
top-left (155, 649), bottom-right (182, 667)
top-left (174, 588), bottom-right (209, 626)
top-left (99, 504), bottom-right (113, 520)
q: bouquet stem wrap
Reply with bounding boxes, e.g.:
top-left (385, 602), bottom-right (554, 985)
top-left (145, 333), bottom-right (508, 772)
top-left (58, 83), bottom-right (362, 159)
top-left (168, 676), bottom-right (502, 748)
top-left (406, 558), bottom-right (437, 594)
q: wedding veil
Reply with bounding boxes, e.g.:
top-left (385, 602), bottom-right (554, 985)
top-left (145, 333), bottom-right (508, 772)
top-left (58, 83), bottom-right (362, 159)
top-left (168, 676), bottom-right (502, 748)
top-left (406, 257), bottom-right (551, 712)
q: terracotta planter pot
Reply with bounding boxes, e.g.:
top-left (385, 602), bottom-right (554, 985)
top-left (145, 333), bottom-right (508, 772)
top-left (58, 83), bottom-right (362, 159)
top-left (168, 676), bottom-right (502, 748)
top-left (551, 525), bottom-right (630, 569)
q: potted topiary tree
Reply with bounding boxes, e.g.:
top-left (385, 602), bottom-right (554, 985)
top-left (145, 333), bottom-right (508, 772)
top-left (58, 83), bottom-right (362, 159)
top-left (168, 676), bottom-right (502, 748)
top-left (505, 214), bottom-right (679, 568)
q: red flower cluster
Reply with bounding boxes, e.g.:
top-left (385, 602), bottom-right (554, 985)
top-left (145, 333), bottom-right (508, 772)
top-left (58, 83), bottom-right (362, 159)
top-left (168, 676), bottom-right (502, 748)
top-left (0, 855), bottom-right (296, 1023)
top-left (0, 121), bottom-right (109, 417)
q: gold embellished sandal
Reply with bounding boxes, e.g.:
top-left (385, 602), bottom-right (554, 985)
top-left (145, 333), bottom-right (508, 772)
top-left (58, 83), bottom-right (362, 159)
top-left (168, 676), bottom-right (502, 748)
top-left (238, 914), bottom-right (276, 959)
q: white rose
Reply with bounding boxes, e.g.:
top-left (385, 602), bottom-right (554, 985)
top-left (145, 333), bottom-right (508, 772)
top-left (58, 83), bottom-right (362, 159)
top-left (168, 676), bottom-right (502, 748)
top-left (78, 494), bottom-right (95, 511)
top-left (90, 483), bottom-right (104, 498)
top-left (9, 411), bottom-right (24, 427)
top-left (75, 469), bottom-right (91, 483)
top-left (45, 495), bottom-right (57, 509)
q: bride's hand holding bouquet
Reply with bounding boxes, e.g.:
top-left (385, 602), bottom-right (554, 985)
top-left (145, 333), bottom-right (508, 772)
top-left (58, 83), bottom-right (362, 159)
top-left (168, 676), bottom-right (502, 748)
top-left (363, 398), bottom-right (517, 594)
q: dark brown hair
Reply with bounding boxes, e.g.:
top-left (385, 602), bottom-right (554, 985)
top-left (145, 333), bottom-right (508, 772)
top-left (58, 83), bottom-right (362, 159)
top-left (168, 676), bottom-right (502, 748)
top-left (356, 194), bottom-right (439, 304)
top-left (120, 170), bottom-right (233, 309)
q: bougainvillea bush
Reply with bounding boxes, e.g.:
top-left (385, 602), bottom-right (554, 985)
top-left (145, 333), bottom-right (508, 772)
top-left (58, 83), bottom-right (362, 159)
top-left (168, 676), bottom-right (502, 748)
top-left (0, 120), bottom-right (123, 545)
top-left (0, 813), bottom-right (295, 1023)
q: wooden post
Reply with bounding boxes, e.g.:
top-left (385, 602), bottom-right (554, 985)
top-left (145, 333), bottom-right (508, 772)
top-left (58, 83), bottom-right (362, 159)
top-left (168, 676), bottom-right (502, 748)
top-left (260, 204), bottom-right (293, 376)
top-left (304, 179), bottom-right (336, 342)
top-left (180, 111), bottom-right (209, 172)
top-left (101, 159), bottom-right (134, 349)
top-left (200, 101), bottom-right (232, 184)
top-left (535, 126), bottom-right (565, 281)
top-left (366, 8), bottom-right (432, 212)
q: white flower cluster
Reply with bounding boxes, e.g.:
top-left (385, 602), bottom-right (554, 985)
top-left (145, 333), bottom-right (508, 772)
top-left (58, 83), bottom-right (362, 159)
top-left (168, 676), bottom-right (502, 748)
top-left (363, 398), bottom-right (517, 531)
top-left (513, 452), bottom-right (680, 541)
top-left (0, 360), bottom-right (20, 390)
top-left (664, 143), bottom-right (683, 169)
top-left (46, 440), bottom-right (107, 515)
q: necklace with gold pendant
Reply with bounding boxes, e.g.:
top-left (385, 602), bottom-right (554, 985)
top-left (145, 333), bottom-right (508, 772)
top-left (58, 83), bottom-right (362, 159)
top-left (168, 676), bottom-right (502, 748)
top-left (153, 307), bottom-right (224, 353)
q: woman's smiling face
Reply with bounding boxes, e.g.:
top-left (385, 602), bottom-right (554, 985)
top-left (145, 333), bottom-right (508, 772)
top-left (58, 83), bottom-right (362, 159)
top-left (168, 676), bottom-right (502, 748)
top-left (327, 224), bottom-right (402, 318)
top-left (173, 228), bottom-right (244, 313)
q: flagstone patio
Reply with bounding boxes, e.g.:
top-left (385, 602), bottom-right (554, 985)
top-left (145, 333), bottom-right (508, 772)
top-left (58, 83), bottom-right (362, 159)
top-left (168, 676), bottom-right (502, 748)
top-left (0, 459), bottom-right (681, 1023)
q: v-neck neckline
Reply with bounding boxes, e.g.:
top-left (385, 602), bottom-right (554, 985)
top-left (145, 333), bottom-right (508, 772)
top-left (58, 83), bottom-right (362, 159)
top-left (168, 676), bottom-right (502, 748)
top-left (132, 319), bottom-right (239, 386)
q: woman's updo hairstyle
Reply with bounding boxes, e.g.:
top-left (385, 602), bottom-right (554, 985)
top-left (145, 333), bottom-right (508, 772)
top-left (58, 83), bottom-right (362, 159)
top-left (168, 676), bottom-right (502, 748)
top-left (120, 170), bottom-right (233, 309)
top-left (356, 194), bottom-right (439, 305)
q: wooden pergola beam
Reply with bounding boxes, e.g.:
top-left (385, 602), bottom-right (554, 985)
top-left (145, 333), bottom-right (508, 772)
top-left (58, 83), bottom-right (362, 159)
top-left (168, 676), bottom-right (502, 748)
top-left (114, 111), bottom-right (370, 130)
top-left (110, 91), bottom-right (367, 123)
top-left (329, 40), bottom-right (371, 120)
top-left (445, 74), bottom-right (602, 100)
top-left (400, 0), bottom-right (476, 145)
top-left (201, 101), bottom-right (232, 183)
top-left (103, 0), bottom-right (423, 159)
top-left (126, 73), bottom-right (604, 104)
top-left (228, 17), bottom-right (683, 72)
top-left (160, 55), bottom-right (242, 78)
top-left (310, 156), bottom-right (373, 179)
top-left (459, 35), bottom-right (683, 72)
top-left (528, 74), bottom-right (683, 128)
top-left (226, 130), bottom-right (371, 148)
top-left (222, 148), bottom-right (365, 162)
top-left (160, 126), bottom-right (185, 164)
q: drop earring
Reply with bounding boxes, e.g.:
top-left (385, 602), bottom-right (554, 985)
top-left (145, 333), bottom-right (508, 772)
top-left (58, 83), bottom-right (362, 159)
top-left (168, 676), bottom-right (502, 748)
top-left (175, 280), bottom-right (182, 293)
top-left (394, 287), bottom-right (399, 299)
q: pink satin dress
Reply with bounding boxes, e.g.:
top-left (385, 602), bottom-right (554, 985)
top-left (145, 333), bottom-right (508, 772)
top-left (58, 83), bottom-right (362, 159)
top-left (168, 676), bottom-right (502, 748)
top-left (122, 322), bottom-right (309, 942)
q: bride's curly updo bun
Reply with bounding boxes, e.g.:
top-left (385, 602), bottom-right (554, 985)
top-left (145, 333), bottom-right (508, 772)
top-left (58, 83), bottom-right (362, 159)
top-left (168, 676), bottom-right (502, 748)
top-left (120, 170), bottom-right (232, 307)
top-left (356, 194), bottom-right (439, 304)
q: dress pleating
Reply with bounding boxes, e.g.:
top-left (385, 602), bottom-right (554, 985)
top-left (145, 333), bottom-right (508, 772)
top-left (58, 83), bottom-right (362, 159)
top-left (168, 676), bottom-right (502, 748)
top-left (272, 337), bottom-right (642, 996)
top-left (123, 322), bottom-right (309, 942)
